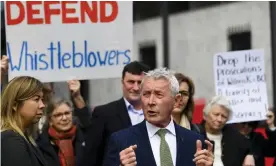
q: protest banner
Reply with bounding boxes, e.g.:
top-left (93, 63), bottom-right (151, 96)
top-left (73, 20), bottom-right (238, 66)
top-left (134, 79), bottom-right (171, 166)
top-left (5, 1), bottom-right (132, 82)
top-left (213, 49), bottom-right (268, 123)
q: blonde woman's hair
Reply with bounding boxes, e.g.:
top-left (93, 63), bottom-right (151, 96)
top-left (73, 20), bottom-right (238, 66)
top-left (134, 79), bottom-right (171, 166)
top-left (1, 76), bottom-right (49, 145)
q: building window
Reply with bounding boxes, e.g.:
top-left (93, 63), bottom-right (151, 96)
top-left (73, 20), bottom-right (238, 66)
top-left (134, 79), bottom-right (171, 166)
top-left (228, 26), bottom-right (251, 51)
top-left (133, 1), bottom-right (161, 22)
top-left (139, 43), bottom-right (156, 70)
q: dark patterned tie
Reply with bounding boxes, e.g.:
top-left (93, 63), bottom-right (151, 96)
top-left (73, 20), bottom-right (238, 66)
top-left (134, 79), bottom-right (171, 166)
top-left (156, 129), bottom-right (174, 166)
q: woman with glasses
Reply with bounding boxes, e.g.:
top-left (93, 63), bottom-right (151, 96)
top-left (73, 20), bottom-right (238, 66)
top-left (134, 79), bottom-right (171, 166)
top-left (36, 96), bottom-right (88, 166)
top-left (172, 73), bottom-right (200, 133)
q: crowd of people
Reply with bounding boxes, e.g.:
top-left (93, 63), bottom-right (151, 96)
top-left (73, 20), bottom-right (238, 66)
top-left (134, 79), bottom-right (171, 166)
top-left (1, 55), bottom-right (276, 166)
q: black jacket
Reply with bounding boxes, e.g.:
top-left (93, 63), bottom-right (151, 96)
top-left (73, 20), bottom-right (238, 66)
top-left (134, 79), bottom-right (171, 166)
top-left (266, 128), bottom-right (276, 166)
top-left (246, 131), bottom-right (268, 166)
top-left (1, 130), bottom-right (47, 166)
top-left (36, 125), bottom-right (86, 166)
top-left (197, 122), bottom-right (251, 166)
top-left (36, 106), bottom-right (91, 166)
top-left (83, 98), bottom-right (132, 166)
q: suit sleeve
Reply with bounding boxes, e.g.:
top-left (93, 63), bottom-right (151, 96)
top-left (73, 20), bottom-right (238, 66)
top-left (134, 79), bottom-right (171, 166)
top-left (103, 133), bottom-right (121, 166)
top-left (1, 134), bottom-right (33, 166)
top-left (81, 106), bottom-right (107, 166)
top-left (74, 105), bottom-right (92, 129)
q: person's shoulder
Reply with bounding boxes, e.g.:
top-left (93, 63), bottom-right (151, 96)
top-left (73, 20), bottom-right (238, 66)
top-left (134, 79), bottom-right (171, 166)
top-left (1, 130), bottom-right (26, 146)
top-left (1, 130), bottom-right (21, 139)
top-left (93, 98), bottom-right (124, 116)
top-left (110, 123), bottom-right (140, 140)
top-left (176, 124), bottom-right (203, 140)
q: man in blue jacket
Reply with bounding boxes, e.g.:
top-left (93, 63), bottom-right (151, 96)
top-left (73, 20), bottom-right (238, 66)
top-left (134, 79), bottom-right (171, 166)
top-left (103, 68), bottom-right (214, 166)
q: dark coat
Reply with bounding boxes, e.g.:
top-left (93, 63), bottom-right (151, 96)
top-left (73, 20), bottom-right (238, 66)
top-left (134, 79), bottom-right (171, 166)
top-left (82, 98), bottom-right (132, 166)
top-left (103, 120), bottom-right (206, 166)
top-left (36, 106), bottom-right (91, 166)
top-left (197, 122), bottom-right (251, 166)
top-left (1, 130), bottom-right (47, 166)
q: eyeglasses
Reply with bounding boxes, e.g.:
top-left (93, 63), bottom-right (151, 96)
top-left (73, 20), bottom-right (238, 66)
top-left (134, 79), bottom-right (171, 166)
top-left (179, 90), bottom-right (189, 97)
top-left (52, 111), bottom-right (72, 120)
top-left (266, 115), bottom-right (273, 119)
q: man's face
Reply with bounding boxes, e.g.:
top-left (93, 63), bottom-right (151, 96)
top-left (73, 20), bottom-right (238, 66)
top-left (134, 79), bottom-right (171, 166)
top-left (205, 105), bottom-right (229, 133)
top-left (141, 77), bottom-right (181, 128)
top-left (122, 72), bottom-right (144, 103)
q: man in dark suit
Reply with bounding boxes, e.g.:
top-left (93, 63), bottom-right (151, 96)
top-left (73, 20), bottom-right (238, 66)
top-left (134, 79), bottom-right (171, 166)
top-left (83, 61), bottom-right (150, 166)
top-left (103, 68), bottom-right (214, 166)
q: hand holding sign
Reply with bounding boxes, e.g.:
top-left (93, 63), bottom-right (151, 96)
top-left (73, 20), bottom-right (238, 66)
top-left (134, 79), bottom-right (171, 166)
top-left (67, 80), bottom-right (81, 97)
top-left (1, 55), bottom-right (9, 74)
top-left (119, 145), bottom-right (137, 166)
top-left (193, 140), bottom-right (214, 166)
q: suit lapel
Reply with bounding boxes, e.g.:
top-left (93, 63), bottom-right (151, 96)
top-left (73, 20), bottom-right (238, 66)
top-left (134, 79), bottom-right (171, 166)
top-left (116, 98), bottom-right (132, 128)
top-left (27, 140), bottom-right (47, 166)
top-left (175, 123), bottom-right (195, 166)
top-left (134, 121), bottom-right (157, 166)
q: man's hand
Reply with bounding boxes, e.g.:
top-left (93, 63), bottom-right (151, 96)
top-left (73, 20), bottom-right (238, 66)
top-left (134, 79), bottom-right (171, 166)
top-left (120, 145), bottom-right (137, 166)
top-left (67, 80), bottom-right (81, 97)
top-left (243, 155), bottom-right (255, 166)
top-left (1, 55), bottom-right (9, 74)
top-left (193, 140), bottom-right (214, 166)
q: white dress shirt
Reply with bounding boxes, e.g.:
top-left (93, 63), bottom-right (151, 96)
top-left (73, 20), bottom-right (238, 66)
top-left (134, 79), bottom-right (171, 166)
top-left (146, 119), bottom-right (177, 166)
top-left (124, 98), bottom-right (144, 125)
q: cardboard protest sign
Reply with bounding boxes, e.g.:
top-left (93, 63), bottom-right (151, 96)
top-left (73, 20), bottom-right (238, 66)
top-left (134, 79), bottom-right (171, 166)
top-left (5, 1), bottom-right (132, 82)
top-left (214, 49), bottom-right (268, 123)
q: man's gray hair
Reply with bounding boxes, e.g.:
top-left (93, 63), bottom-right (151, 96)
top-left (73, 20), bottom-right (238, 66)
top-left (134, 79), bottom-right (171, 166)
top-left (203, 95), bottom-right (233, 119)
top-left (141, 68), bottom-right (179, 96)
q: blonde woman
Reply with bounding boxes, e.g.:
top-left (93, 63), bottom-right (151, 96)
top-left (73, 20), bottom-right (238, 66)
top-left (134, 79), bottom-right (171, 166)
top-left (1, 76), bottom-right (49, 166)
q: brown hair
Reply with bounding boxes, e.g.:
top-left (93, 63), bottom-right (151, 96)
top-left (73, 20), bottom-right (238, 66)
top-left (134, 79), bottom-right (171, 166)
top-left (1, 76), bottom-right (50, 145)
top-left (268, 107), bottom-right (276, 126)
top-left (174, 73), bottom-right (195, 121)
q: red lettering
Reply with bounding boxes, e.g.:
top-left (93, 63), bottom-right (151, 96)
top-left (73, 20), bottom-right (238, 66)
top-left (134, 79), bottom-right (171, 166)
top-left (80, 1), bottom-right (98, 23)
top-left (26, 1), bottom-right (43, 24)
top-left (6, 1), bottom-right (119, 25)
top-left (100, 1), bottom-right (118, 23)
top-left (62, 1), bottom-right (79, 24)
top-left (44, 1), bottom-right (60, 24)
top-left (6, 2), bottom-right (25, 25)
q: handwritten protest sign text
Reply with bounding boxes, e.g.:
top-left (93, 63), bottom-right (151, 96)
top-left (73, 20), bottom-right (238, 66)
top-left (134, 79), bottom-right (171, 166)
top-left (214, 49), bottom-right (268, 123)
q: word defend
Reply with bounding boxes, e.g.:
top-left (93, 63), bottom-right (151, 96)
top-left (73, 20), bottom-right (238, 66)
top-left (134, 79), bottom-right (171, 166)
top-left (5, 1), bottom-right (133, 82)
top-left (213, 49), bottom-right (268, 123)
top-left (6, 1), bottom-right (118, 25)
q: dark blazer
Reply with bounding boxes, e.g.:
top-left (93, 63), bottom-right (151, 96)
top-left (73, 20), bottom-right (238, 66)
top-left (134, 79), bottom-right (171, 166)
top-left (83, 98), bottom-right (132, 166)
top-left (1, 130), bottom-right (47, 166)
top-left (103, 120), bottom-right (206, 166)
top-left (36, 106), bottom-right (90, 166)
top-left (197, 122), bottom-right (251, 166)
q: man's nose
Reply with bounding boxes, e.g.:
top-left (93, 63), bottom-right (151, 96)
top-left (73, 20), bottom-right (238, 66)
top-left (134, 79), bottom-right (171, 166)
top-left (149, 94), bottom-right (156, 105)
top-left (133, 82), bottom-right (140, 91)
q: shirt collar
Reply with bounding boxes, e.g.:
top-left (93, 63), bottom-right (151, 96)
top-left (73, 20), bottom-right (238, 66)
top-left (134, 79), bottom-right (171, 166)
top-left (123, 98), bottom-right (143, 115)
top-left (123, 97), bottom-right (132, 109)
top-left (146, 118), bottom-right (176, 138)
